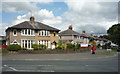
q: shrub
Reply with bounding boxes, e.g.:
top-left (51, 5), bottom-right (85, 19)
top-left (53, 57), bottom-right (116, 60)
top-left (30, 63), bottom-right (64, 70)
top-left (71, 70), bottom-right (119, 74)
top-left (21, 47), bottom-right (27, 50)
top-left (56, 40), bottom-right (65, 50)
top-left (39, 44), bottom-right (47, 49)
top-left (97, 44), bottom-right (101, 48)
top-left (7, 44), bottom-right (21, 51)
top-left (75, 43), bottom-right (81, 49)
top-left (66, 43), bottom-right (75, 49)
top-left (32, 44), bottom-right (47, 50)
top-left (56, 45), bottom-right (65, 50)
top-left (32, 44), bottom-right (39, 50)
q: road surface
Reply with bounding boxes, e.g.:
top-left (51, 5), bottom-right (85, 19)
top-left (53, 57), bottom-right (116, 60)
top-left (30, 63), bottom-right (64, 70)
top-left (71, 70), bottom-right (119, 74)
top-left (2, 52), bottom-right (119, 72)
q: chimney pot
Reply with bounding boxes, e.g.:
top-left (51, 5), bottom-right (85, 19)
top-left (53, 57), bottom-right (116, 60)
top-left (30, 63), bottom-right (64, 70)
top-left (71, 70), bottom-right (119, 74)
top-left (68, 25), bottom-right (73, 30)
top-left (30, 16), bottom-right (35, 23)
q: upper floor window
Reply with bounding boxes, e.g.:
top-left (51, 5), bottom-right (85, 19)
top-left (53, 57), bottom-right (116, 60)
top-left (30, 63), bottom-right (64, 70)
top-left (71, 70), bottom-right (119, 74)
top-left (13, 30), bottom-right (17, 36)
top-left (77, 36), bottom-right (83, 39)
top-left (53, 32), bottom-right (56, 36)
top-left (38, 30), bottom-right (50, 36)
top-left (21, 29), bottom-right (34, 36)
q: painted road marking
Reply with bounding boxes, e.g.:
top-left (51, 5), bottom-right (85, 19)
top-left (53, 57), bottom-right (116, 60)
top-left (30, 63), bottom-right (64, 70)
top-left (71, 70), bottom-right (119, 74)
top-left (15, 70), bottom-right (55, 72)
top-left (2, 64), bottom-right (55, 72)
top-left (3, 65), bottom-right (8, 67)
top-left (3, 64), bottom-right (18, 71)
top-left (9, 67), bottom-right (18, 71)
top-left (3, 65), bottom-right (56, 67)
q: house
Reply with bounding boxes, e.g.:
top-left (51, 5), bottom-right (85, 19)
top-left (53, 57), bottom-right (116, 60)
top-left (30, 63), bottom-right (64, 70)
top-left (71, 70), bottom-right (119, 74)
top-left (0, 36), bottom-right (7, 48)
top-left (59, 25), bottom-right (84, 44)
top-left (0, 36), bottom-right (6, 45)
top-left (6, 16), bottom-right (60, 49)
top-left (81, 30), bottom-right (90, 44)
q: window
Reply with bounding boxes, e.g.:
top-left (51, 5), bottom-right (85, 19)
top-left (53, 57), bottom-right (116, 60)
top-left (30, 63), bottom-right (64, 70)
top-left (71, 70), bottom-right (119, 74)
top-left (80, 36), bottom-right (83, 39)
top-left (38, 40), bottom-right (50, 48)
top-left (13, 30), bottom-right (17, 36)
top-left (21, 29), bottom-right (34, 36)
top-left (21, 40), bottom-right (33, 49)
top-left (11, 40), bottom-right (19, 44)
top-left (53, 32), bottom-right (56, 36)
top-left (38, 30), bottom-right (50, 36)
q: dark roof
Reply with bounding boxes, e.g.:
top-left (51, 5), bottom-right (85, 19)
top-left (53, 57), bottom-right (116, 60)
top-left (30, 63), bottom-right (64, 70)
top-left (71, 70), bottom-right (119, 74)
top-left (59, 29), bottom-right (81, 36)
top-left (81, 34), bottom-right (90, 38)
top-left (6, 21), bottom-right (60, 31)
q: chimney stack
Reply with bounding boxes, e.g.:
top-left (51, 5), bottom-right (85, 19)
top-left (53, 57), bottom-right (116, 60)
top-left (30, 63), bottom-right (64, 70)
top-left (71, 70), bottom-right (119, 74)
top-left (30, 16), bottom-right (35, 23)
top-left (82, 30), bottom-right (86, 34)
top-left (68, 25), bottom-right (73, 30)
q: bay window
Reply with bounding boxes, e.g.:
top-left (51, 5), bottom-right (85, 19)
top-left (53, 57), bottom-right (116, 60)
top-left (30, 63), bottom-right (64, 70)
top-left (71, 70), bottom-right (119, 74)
top-left (38, 40), bottom-right (50, 48)
top-left (38, 30), bottom-right (50, 36)
top-left (21, 29), bottom-right (35, 36)
top-left (21, 39), bottom-right (33, 49)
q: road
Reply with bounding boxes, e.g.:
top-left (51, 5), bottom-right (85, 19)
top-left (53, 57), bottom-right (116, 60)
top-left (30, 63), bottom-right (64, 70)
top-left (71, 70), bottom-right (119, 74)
top-left (2, 53), bottom-right (118, 72)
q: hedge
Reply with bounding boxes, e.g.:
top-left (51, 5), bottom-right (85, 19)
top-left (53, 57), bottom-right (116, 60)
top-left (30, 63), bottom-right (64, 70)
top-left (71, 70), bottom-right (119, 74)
top-left (7, 44), bottom-right (21, 51)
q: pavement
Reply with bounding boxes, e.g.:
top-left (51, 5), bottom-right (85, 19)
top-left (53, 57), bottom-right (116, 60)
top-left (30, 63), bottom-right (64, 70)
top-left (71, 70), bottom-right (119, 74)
top-left (1, 50), bottom-right (119, 72)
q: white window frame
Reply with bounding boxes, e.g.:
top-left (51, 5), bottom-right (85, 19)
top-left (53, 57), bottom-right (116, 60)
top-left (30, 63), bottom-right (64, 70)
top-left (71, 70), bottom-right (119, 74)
top-left (21, 29), bottom-right (35, 36)
top-left (13, 30), bottom-right (17, 36)
top-left (38, 30), bottom-right (50, 36)
top-left (38, 40), bottom-right (50, 48)
top-left (11, 40), bottom-right (19, 45)
top-left (21, 39), bottom-right (34, 49)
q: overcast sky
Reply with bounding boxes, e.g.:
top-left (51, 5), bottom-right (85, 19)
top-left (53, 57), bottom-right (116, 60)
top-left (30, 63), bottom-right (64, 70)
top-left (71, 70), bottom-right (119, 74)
top-left (0, 0), bottom-right (119, 36)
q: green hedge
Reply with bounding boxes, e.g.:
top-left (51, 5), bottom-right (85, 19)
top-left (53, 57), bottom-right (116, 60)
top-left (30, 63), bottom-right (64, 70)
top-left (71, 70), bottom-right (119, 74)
top-left (66, 43), bottom-right (75, 49)
top-left (32, 44), bottom-right (47, 50)
top-left (55, 45), bottom-right (65, 50)
top-left (7, 44), bottom-right (21, 51)
top-left (55, 40), bottom-right (65, 50)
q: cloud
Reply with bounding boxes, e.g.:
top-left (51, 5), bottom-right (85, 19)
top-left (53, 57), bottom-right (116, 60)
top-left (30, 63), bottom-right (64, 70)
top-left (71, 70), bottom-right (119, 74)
top-left (0, 23), bottom-right (10, 36)
top-left (1, 1), bottom-right (118, 35)
top-left (2, 2), bottom-right (39, 13)
top-left (62, 1), bottom-right (118, 34)
top-left (12, 9), bottom-right (62, 29)
top-left (2, 0), bottom-right (53, 2)
top-left (76, 24), bottom-right (107, 34)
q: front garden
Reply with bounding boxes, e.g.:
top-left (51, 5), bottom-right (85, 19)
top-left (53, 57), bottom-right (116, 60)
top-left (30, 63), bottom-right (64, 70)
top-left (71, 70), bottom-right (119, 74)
top-left (2, 43), bottom-right (91, 54)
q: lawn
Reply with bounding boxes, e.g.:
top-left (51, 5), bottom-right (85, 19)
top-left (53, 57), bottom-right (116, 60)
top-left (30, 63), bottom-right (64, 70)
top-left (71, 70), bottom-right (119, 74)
top-left (96, 50), bottom-right (117, 55)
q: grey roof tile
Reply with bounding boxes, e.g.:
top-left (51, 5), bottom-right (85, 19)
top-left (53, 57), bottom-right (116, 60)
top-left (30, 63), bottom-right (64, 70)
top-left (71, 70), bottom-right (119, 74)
top-left (6, 21), bottom-right (60, 31)
top-left (59, 29), bottom-right (82, 36)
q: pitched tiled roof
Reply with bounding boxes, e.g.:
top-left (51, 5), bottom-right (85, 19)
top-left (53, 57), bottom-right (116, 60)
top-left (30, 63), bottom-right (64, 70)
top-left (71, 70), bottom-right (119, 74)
top-left (59, 29), bottom-right (81, 36)
top-left (6, 21), bottom-right (60, 31)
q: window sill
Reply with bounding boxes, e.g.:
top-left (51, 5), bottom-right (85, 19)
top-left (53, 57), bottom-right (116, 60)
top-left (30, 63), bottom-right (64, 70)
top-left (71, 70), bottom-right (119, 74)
top-left (21, 35), bottom-right (35, 36)
top-left (38, 36), bottom-right (50, 37)
top-left (13, 35), bottom-right (17, 36)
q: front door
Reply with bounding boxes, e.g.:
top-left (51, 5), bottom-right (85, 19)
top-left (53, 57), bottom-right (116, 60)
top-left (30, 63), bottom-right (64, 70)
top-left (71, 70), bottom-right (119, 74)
top-left (52, 44), bottom-right (55, 49)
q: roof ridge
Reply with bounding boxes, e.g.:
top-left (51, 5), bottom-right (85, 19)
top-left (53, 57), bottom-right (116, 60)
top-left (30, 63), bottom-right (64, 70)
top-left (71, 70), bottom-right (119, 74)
top-left (6, 21), bottom-right (60, 31)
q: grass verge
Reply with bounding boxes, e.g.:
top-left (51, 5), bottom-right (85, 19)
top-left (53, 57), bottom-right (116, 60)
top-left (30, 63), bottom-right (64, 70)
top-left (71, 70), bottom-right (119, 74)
top-left (96, 51), bottom-right (117, 55)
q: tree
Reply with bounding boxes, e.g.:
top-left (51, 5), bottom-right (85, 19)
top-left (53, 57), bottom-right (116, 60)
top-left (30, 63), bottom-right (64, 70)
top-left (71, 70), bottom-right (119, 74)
top-left (99, 35), bottom-right (109, 40)
top-left (107, 23), bottom-right (120, 46)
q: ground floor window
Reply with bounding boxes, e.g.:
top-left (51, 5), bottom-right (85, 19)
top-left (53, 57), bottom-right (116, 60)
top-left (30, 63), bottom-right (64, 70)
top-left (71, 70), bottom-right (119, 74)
top-left (21, 40), bottom-right (33, 49)
top-left (38, 40), bottom-right (50, 48)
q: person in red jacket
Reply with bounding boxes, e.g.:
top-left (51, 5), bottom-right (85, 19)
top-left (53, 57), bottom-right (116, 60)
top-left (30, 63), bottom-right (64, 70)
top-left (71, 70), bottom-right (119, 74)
top-left (91, 45), bottom-right (96, 54)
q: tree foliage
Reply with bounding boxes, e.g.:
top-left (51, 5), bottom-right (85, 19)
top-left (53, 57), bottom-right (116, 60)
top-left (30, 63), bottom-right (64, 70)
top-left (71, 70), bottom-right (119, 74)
top-left (107, 23), bottom-right (120, 46)
top-left (55, 39), bottom-right (65, 50)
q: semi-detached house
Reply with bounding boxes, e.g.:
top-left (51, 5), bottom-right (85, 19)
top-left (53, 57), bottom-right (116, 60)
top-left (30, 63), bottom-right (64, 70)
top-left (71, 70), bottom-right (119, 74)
top-left (6, 17), bottom-right (60, 49)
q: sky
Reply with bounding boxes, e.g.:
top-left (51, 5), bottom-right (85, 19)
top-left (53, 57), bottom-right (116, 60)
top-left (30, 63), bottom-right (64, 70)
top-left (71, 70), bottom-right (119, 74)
top-left (0, 0), bottom-right (119, 36)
